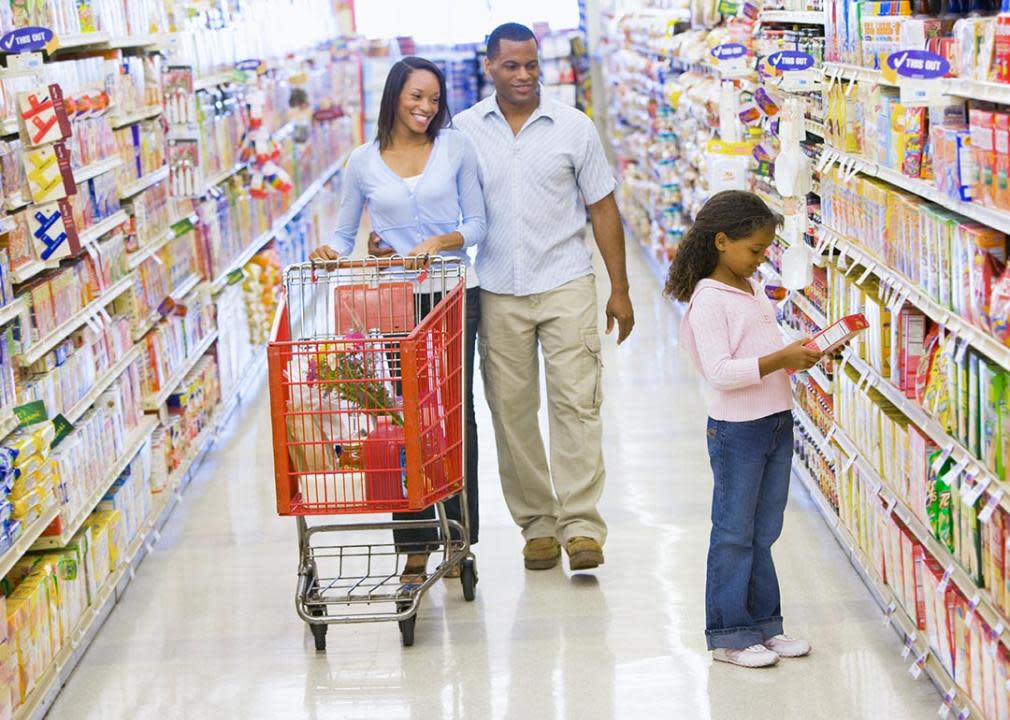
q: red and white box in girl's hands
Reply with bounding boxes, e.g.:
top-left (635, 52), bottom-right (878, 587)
top-left (805, 314), bottom-right (870, 355)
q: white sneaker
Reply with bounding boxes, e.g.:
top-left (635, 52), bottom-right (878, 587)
top-left (765, 634), bottom-right (811, 658)
top-left (712, 644), bottom-right (780, 668)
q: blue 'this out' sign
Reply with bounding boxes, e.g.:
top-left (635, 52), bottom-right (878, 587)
top-left (887, 49), bottom-right (950, 80)
top-left (0, 27), bottom-right (54, 54)
top-left (767, 50), bottom-right (815, 72)
top-left (711, 43), bottom-right (748, 61)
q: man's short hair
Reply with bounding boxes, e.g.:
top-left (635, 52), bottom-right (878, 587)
top-left (486, 23), bottom-right (538, 59)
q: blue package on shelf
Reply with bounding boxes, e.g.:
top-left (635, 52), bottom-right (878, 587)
top-left (0, 499), bottom-right (11, 525)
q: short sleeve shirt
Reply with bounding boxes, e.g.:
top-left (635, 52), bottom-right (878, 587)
top-left (454, 92), bottom-right (616, 296)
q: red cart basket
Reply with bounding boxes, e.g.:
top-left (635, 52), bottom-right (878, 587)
top-left (267, 256), bottom-right (476, 649)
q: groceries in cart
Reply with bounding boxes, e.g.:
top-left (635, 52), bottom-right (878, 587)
top-left (270, 258), bottom-right (463, 515)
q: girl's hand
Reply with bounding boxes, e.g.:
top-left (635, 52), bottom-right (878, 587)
top-left (310, 245), bottom-right (339, 261)
top-left (777, 339), bottom-right (823, 371)
top-left (368, 232), bottom-right (395, 258)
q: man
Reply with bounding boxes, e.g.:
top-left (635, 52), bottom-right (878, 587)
top-left (454, 23), bottom-right (634, 572)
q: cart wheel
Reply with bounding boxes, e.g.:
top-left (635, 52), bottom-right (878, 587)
top-left (460, 557), bottom-right (477, 602)
top-left (398, 615), bottom-right (416, 647)
top-left (310, 622), bottom-right (327, 651)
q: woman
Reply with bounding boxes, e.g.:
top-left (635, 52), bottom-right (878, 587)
top-left (310, 57), bottom-right (485, 583)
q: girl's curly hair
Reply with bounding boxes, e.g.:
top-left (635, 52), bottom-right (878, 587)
top-left (664, 190), bottom-right (782, 302)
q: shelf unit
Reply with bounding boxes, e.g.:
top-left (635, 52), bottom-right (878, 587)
top-left (820, 145), bottom-right (1010, 236)
top-left (792, 460), bottom-right (985, 720)
top-left (209, 157), bottom-right (346, 294)
top-left (0, 506), bottom-right (59, 579)
top-left (77, 209), bottom-right (129, 246)
top-left (10, 353), bottom-right (266, 720)
top-left (19, 274), bottom-right (134, 367)
top-left (760, 10), bottom-right (825, 24)
top-left (824, 61), bottom-right (1010, 106)
top-left (109, 105), bottom-right (162, 130)
top-left (118, 166), bottom-right (169, 200)
top-left (130, 273), bottom-right (202, 342)
top-left (33, 416), bottom-right (159, 550)
top-left (64, 346), bottom-right (142, 425)
top-left (0, 295), bottom-right (27, 327)
top-left (141, 330), bottom-right (218, 412)
top-left (126, 214), bottom-right (198, 271)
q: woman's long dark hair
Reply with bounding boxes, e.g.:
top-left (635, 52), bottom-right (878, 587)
top-left (664, 191), bottom-right (782, 302)
top-left (376, 57), bottom-right (451, 150)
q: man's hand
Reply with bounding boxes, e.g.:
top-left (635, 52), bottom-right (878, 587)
top-left (408, 236), bottom-right (447, 258)
top-left (606, 289), bottom-right (635, 345)
top-left (310, 245), bottom-right (339, 261)
top-left (368, 232), bottom-right (395, 258)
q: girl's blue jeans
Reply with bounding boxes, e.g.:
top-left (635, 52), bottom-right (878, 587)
top-left (705, 411), bottom-right (793, 651)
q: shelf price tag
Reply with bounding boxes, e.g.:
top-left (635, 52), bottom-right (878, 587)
top-left (955, 337), bottom-right (970, 363)
top-left (938, 688), bottom-right (955, 718)
top-left (965, 593), bottom-right (982, 628)
top-left (956, 707), bottom-right (971, 720)
top-left (931, 445), bottom-right (954, 475)
top-left (937, 564), bottom-right (955, 596)
top-left (909, 651), bottom-right (928, 680)
top-left (857, 263), bottom-right (876, 285)
top-left (886, 495), bottom-right (898, 516)
top-left (988, 623), bottom-right (1005, 658)
top-left (710, 43), bottom-right (750, 77)
top-left (843, 453), bottom-right (857, 475)
top-left (820, 426), bottom-right (836, 451)
top-left (979, 488), bottom-right (1005, 524)
top-left (883, 600), bottom-right (897, 625)
top-left (902, 632), bottom-right (917, 659)
top-left (963, 474), bottom-right (991, 508)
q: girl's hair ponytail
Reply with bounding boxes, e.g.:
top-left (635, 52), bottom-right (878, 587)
top-left (664, 190), bottom-right (782, 302)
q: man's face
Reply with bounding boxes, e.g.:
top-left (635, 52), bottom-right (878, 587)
top-left (485, 38), bottom-right (540, 107)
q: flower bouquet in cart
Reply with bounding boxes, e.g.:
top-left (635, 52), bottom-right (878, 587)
top-left (284, 329), bottom-right (403, 507)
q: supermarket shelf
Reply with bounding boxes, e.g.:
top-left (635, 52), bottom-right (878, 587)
top-left (824, 62), bottom-right (1010, 106)
top-left (842, 349), bottom-right (1010, 521)
top-left (33, 416), bottom-right (159, 550)
top-left (126, 214), bottom-right (198, 270)
top-left (74, 155), bottom-right (122, 184)
top-left (0, 409), bottom-right (17, 440)
top-left (130, 273), bottom-right (203, 341)
top-left (10, 259), bottom-right (59, 285)
top-left (818, 224), bottom-right (1010, 372)
top-left (52, 32), bottom-right (111, 52)
top-left (758, 261), bottom-right (781, 284)
top-left (0, 505), bottom-right (59, 579)
top-left (1, 117), bottom-right (17, 137)
top-left (792, 461), bottom-right (985, 719)
top-left (194, 71), bottom-right (235, 91)
top-left (793, 403), bottom-right (831, 449)
top-left (10, 344), bottom-right (261, 720)
top-left (805, 119), bottom-right (825, 138)
top-left (118, 165), bottom-right (168, 199)
top-left (760, 10), bottom-right (825, 24)
top-left (0, 295), bottom-right (26, 327)
top-left (78, 209), bottom-right (129, 245)
top-left (141, 331), bottom-right (218, 411)
top-left (202, 163), bottom-right (246, 193)
top-left (105, 33), bottom-right (165, 50)
top-left (831, 423), bottom-right (1010, 651)
top-left (110, 105), bottom-right (162, 129)
top-left (209, 157), bottom-right (346, 293)
top-left (64, 346), bottom-right (142, 424)
top-left (822, 145), bottom-right (1010, 236)
top-left (19, 273), bottom-right (134, 367)
top-left (790, 291), bottom-right (827, 329)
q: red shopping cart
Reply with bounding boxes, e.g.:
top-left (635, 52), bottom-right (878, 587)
top-left (267, 256), bottom-right (476, 649)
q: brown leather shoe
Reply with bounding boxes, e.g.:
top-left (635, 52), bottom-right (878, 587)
top-left (523, 537), bottom-right (561, 570)
top-left (566, 537), bottom-right (604, 570)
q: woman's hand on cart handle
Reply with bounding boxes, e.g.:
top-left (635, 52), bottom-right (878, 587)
top-left (310, 245), bottom-right (340, 262)
top-left (606, 289), bottom-right (635, 345)
top-left (368, 232), bottom-right (396, 258)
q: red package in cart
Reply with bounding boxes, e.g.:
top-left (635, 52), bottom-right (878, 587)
top-left (804, 313), bottom-right (869, 354)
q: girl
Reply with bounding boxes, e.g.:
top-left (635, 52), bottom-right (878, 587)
top-left (666, 190), bottom-right (822, 669)
top-left (310, 57), bottom-right (486, 583)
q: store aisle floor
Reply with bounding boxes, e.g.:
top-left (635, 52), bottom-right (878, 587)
top-left (48, 248), bottom-right (943, 720)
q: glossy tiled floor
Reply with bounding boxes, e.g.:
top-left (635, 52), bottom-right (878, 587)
top-left (47, 248), bottom-right (944, 720)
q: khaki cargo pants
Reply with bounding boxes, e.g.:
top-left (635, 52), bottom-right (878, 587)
top-left (478, 274), bottom-right (607, 545)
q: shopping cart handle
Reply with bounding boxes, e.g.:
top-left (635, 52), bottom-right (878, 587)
top-left (303, 254), bottom-right (462, 270)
